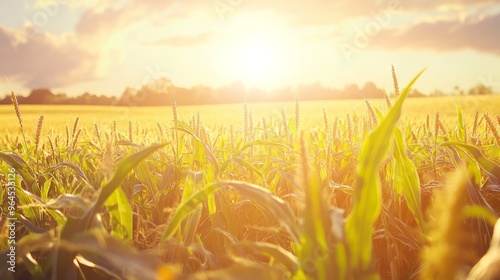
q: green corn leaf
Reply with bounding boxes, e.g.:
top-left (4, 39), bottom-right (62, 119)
top-left (216, 181), bottom-right (300, 242)
top-left (94, 143), bottom-right (168, 209)
top-left (161, 183), bottom-right (219, 241)
top-left (456, 103), bottom-right (466, 142)
top-left (179, 171), bottom-right (204, 245)
top-left (393, 128), bottom-right (426, 233)
top-left (234, 241), bottom-right (300, 274)
top-left (45, 162), bottom-right (92, 186)
top-left (0, 151), bottom-right (35, 188)
top-left (346, 68), bottom-right (426, 277)
top-left (442, 141), bottom-right (500, 184)
top-left (105, 187), bottom-right (133, 242)
top-left (233, 157), bottom-right (265, 179)
top-left (233, 140), bottom-right (292, 158)
top-left (161, 181), bottom-right (300, 243)
top-left (57, 143), bottom-right (167, 279)
top-left (295, 136), bottom-right (344, 280)
top-left (173, 126), bottom-right (219, 174)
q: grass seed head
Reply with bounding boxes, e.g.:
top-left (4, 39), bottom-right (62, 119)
top-left (281, 107), bottom-right (288, 136)
top-left (10, 91), bottom-right (23, 130)
top-left (484, 113), bottom-right (500, 146)
top-left (472, 110), bottom-right (479, 137)
top-left (196, 111), bottom-right (201, 136)
top-left (35, 114), bottom-right (44, 151)
top-left (435, 112), bottom-right (441, 138)
top-left (48, 135), bottom-right (56, 161)
top-left (384, 93), bottom-right (392, 109)
top-left (95, 123), bottom-right (102, 143)
top-left (391, 65), bottom-right (400, 97)
top-left (426, 113), bottom-right (430, 133)
top-left (157, 122), bottom-right (165, 141)
top-left (332, 116), bottom-right (338, 141)
top-left (72, 116), bottom-right (80, 139)
top-left (364, 99), bottom-right (378, 126)
top-left (72, 128), bottom-right (81, 150)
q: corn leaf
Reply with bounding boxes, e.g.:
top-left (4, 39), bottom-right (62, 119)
top-left (345, 68), bottom-right (425, 277)
top-left (393, 128), bottom-right (426, 233)
top-left (105, 187), bottom-right (133, 242)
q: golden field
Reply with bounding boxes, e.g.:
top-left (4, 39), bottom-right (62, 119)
top-left (1, 75), bottom-right (500, 280)
top-left (1, 95), bottom-right (500, 134)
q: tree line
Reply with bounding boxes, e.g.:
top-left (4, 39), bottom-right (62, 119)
top-left (0, 78), bottom-right (494, 106)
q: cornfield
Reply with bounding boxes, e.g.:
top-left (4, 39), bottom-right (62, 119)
top-left (1, 69), bottom-right (500, 280)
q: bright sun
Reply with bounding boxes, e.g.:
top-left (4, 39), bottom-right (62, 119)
top-left (241, 44), bottom-right (273, 75)
top-left (238, 43), bottom-right (275, 86)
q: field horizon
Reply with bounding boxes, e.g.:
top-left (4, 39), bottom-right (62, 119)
top-left (2, 95), bottom-right (500, 135)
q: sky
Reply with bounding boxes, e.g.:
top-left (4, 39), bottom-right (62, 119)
top-left (0, 0), bottom-right (499, 97)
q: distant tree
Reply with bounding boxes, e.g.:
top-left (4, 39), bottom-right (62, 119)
top-left (25, 88), bottom-right (55, 104)
top-left (361, 82), bottom-right (385, 98)
top-left (468, 83), bottom-right (492, 95)
top-left (430, 90), bottom-right (444, 97)
top-left (409, 88), bottom-right (426, 97)
top-left (296, 83), bottom-right (328, 101)
top-left (344, 84), bottom-right (362, 99)
top-left (1, 78), bottom-right (438, 107)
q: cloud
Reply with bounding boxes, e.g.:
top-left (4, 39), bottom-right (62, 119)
top-left (75, 6), bottom-right (133, 38)
top-left (0, 26), bottom-right (100, 88)
top-left (141, 32), bottom-right (212, 47)
top-left (209, 0), bottom-right (498, 26)
top-left (370, 13), bottom-right (500, 55)
top-left (74, 1), bottom-right (185, 39)
top-left (2, 0), bottom-right (499, 91)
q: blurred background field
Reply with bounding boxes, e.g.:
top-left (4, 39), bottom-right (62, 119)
top-left (2, 95), bottom-right (500, 135)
